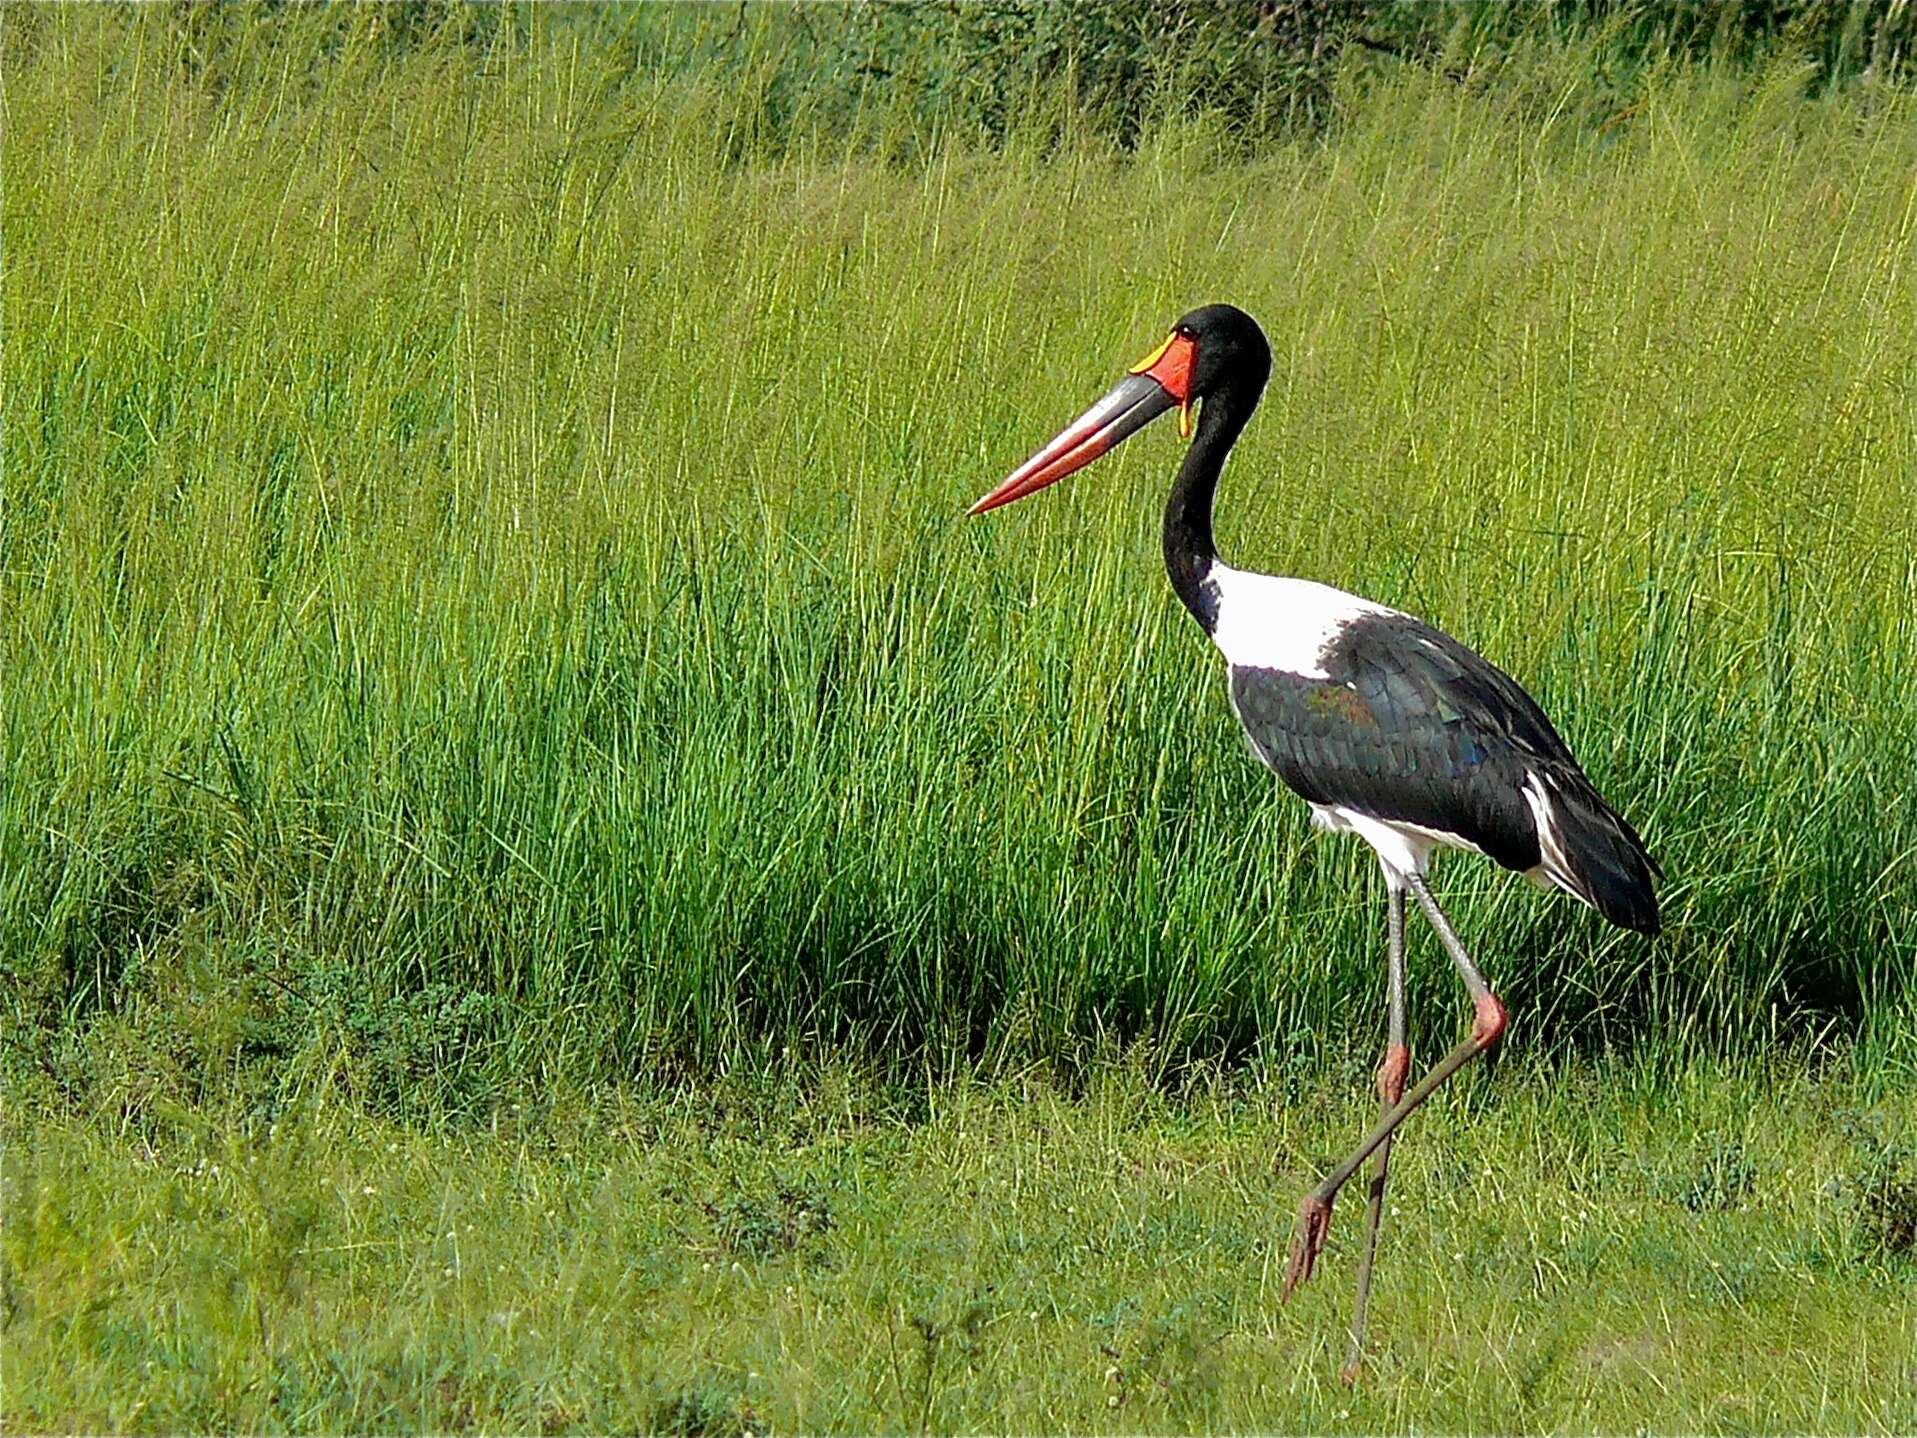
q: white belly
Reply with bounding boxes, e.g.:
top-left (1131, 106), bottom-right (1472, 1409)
top-left (1310, 803), bottom-right (1484, 880)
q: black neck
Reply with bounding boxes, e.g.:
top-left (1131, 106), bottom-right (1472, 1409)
top-left (1163, 382), bottom-right (1258, 631)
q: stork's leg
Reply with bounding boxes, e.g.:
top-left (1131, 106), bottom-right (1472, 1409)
top-left (1341, 880), bottom-right (1409, 1383)
top-left (1284, 872), bottom-right (1506, 1300)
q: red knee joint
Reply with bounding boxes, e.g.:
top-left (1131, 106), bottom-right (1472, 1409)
top-left (1473, 992), bottom-right (1508, 1049)
top-left (1377, 1044), bottom-right (1411, 1104)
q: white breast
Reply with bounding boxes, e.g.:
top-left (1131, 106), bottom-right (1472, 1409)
top-left (1206, 565), bottom-right (1398, 678)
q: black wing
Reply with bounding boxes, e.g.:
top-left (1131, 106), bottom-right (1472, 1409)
top-left (1227, 614), bottom-right (1571, 872)
top-left (1228, 612), bottom-right (1662, 931)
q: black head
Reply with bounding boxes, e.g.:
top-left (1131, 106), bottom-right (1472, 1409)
top-left (1166, 303), bottom-right (1272, 405)
top-left (967, 302), bottom-right (1272, 516)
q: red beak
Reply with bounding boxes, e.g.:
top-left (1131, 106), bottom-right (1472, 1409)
top-left (968, 332), bottom-right (1197, 516)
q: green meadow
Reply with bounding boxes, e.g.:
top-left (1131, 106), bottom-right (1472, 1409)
top-left (5, 8), bottom-right (1915, 1431)
top-left (9, 1060), bottom-right (1916, 1432)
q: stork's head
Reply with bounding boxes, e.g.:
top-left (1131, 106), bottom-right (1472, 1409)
top-left (968, 303), bottom-right (1271, 516)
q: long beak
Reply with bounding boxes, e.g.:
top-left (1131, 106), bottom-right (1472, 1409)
top-left (967, 373), bottom-right (1178, 516)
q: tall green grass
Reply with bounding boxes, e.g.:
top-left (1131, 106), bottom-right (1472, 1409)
top-left (5, 11), bottom-right (1914, 1114)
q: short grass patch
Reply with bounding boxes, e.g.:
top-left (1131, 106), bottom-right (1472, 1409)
top-left (6, 1057), bottom-right (1914, 1433)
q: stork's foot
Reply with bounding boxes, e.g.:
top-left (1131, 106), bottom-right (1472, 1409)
top-left (1339, 1353), bottom-right (1367, 1386)
top-left (1283, 1193), bottom-right (1333, 1299)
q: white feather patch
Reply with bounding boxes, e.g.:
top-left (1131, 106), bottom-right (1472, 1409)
top-left (1206, 565), bottom-right (1397, 678)
top-left (1311, 803), bottom-right (1483, 881)
top-left (1522, 770), bottom-right (1590, 907)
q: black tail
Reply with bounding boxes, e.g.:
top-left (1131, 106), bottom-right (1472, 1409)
top-left (1530, 768), bottom-right (1662, 935)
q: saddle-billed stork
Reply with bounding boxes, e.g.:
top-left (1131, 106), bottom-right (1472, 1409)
top-left (969, 304), bottom-right (1660, 1379)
